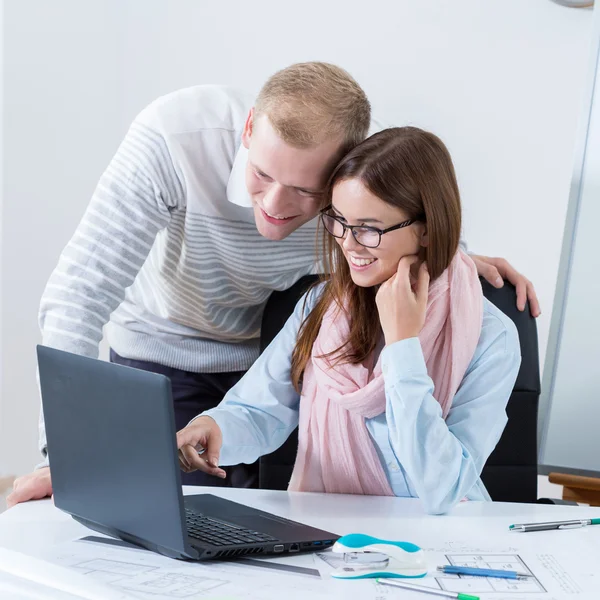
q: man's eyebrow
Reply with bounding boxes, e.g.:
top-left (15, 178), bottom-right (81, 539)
top-left (251, 162), bottom-right (322, 194)
top-left (331, 204), bottom-right (383, 224)
top-left (250, 162), bottom-right (271, 177)
top-left (292, 185), bottom-right (324, 194)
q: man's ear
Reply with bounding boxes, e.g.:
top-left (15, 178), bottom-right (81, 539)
top-left (241, 108), bottom-right (254, 149)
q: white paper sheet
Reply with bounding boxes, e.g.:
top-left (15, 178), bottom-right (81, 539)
top-left (36, 537), bottom-right (333, 600)
top-left (26, 534), bottom-right (600, 600)
top-left (0, 547), bottom-right (135, 600)
top-left (0, 570), bottom-right (93, 600)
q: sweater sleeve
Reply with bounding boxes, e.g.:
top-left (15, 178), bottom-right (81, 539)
top-left (37, 115), bottom-right (184, 462)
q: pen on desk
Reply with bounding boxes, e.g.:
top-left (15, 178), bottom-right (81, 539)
top-left (509, 518), bottom-right (600, 533)
top-left (376, 578), bottom-right (479, 600)
top-left (437, 565), bottom-right (532, 580)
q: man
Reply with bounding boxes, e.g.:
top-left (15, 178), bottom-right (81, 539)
top-left (7, 62), bottom-right (539, 508)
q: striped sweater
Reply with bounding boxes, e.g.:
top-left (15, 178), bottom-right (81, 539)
top-left (38, 85), bottom-right (319, 456)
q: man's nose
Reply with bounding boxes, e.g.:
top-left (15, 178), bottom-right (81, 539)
top-left (262, 184), bottom-right (293, 215)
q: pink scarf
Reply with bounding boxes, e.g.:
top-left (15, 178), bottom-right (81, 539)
top-left (288, 250), bottom-right (483, 496)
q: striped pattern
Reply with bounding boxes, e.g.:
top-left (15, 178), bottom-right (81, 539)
top-left (39, 120), bottom-right (318, 376)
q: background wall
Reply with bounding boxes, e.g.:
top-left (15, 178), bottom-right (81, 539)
top-left (0, 0), bottom-right (594, 476)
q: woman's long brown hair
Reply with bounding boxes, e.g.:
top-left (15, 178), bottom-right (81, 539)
top-left (290, 127), bottom-right (462, 392)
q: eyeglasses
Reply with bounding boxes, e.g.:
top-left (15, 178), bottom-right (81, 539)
top-left (320, 205), bottom-right (419, 249)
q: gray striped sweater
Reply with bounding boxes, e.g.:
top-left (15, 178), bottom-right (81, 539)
top-left (38, 85), bottom-right (319, 456)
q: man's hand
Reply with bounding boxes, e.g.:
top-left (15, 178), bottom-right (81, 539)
top-left (470, 255), bottom-right (541, 317)
top-left (6, 467), bottom-right (52, 508)
top-left (176, 416), bottom-right (226, 478)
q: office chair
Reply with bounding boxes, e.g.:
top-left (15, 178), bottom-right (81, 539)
top-left (258, 275), bottom-right (541, 503)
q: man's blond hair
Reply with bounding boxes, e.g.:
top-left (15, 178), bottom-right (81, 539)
top-left (254, 62), bottom-right (370, 150)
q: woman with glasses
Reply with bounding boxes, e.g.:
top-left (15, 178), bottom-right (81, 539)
top-left (176, 127), bottom-right (521, 515)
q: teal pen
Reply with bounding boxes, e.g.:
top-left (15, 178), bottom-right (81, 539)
top-left (437, 565), bottom-right (532, 580)
top-left (509, 518), bottom-right (600, 533)
top-left (376, 578), bottom-right (479, 600)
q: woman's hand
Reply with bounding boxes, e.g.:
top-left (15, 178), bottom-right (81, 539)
top-left (176, 416), bottom-right (227, 478)
top-left (376, 256), bottom-right (430, 346)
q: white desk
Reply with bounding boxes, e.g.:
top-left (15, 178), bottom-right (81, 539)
top-left (1, 487), bottom-right (600, 599)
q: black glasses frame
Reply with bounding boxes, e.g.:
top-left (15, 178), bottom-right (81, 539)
top-left (320, 205), bottom-right (419, 249)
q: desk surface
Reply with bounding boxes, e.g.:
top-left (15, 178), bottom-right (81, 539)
top-left (1, 488), bottom-right (600, 599)
top-left (1, 486), bottom-right (600, 550)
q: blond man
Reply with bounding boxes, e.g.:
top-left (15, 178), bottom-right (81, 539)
top-left (8, 62), bottom-right (539, 507)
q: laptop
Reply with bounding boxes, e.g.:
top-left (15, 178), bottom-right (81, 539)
top-left (37, 345), bottom-right (339, 561)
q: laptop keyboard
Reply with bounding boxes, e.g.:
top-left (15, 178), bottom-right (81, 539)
top-left (185, 508), bottom-right (278, 547)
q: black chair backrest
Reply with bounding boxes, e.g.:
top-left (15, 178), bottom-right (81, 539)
top-left (258, 275), bottom-right (540, 503)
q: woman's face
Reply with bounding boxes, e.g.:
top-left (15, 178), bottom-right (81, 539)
top-left (330, 178), bottom-right (427, 288)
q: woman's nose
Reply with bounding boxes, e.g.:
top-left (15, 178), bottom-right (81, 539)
top-left (342, 228), bottom-right (361, 251)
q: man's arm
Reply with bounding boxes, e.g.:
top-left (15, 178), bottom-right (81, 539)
top-left (470, 255), bottom-right (541, 317)
top-left (460, 238), bottom-right (541, 317)
top-left (37, 118), bottom-right (183, 456)
top-left (7, 113), bottom-right (184, 507)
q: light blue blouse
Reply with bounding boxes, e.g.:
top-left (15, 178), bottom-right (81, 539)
top-left (203, 285), bottom-right (521, 514)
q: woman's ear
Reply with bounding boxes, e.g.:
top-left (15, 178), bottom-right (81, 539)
top-left (419, 224), bottom-right (429, 248)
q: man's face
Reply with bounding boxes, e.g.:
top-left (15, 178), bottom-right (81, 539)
top-left (242, 111), bottom-right (344, 241)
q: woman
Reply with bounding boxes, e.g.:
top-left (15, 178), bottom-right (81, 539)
top-left (177, 127), bottom-right (521, 515)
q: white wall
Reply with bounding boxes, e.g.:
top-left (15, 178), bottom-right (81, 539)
top-left (1, 0), bottom-right (594, 476)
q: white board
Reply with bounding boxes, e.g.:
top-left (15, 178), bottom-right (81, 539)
top-left (539, 7), bottom-right (600, 476)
